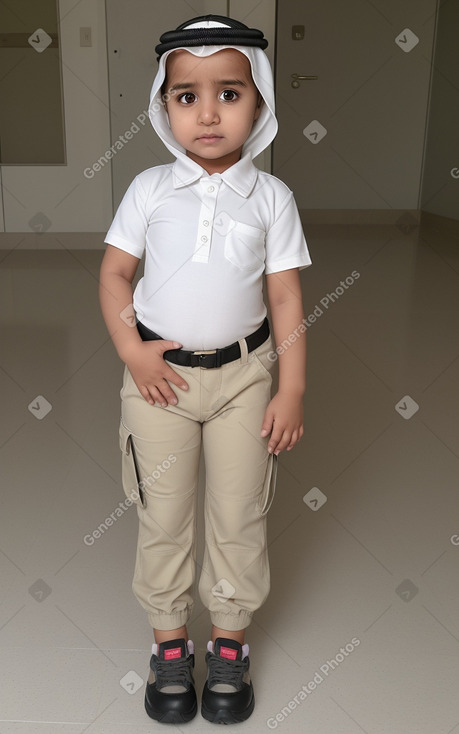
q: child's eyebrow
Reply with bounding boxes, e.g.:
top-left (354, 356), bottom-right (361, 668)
top-left (169, 78), bottom-right (248, 92)
top-left (216, 79), bottom-right (247, 87)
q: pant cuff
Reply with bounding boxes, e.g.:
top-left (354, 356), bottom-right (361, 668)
top-left (210, 610), bottom-right (253, 631)
top-left (147, 605), bottom-right (193, 630)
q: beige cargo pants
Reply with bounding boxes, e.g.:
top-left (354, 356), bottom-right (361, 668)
top-left (118, 332), bottom-right (277, 632)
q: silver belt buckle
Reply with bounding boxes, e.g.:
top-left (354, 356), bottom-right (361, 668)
top-left (191, 348), bottom-right (218, 368)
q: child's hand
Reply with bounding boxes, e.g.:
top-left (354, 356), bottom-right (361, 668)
top-left (260, 391), bottom-right (304, 455)
top-left (124, 341), bottom-right (189, 407)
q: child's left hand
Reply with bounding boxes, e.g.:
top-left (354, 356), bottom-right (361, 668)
top-left (260, 391), bottom-right (304, 455)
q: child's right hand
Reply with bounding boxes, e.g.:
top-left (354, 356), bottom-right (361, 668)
top-left (124, 340), bottom-right (189, 407)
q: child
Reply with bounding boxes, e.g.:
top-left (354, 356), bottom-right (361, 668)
top-left (99, 14), bottom-right (311, 725)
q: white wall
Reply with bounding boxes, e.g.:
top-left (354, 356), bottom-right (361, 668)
top-left (420, 0), bottom-right (459, 221)
top-left (0, 0), bottom-right (456, 237)
top-left (0, 0), bottom-right (112, 233)
top-left (274, 0), bottom-right (438, 214)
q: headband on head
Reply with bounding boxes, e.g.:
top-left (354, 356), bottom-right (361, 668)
top-left (155, 14), bottom-right (268, 60)
top-left (149, 16), bottom-right (277, 161)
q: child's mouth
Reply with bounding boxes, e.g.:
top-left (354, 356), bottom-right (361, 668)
top-left (197, 135), bottom-right (223, 144)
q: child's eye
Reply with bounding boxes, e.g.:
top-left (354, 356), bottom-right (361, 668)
top-left (178, 92), bottom-right (196, 104)
top-left (219, 89), bottom-right (238, 102)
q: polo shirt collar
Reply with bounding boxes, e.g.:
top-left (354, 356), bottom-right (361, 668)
top-left (172, 152), bottom-right (258, 198)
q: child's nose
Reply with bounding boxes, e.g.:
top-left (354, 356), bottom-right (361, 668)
top-left (198, 98), bottom-right (220, 125)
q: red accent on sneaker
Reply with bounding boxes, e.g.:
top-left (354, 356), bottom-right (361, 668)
top-left (220, 646), bottom-right (238, 660)
top-left (164, 647), bottom-right (182, 660)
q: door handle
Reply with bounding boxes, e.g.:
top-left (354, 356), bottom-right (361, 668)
top-left (291, 73), bottom-right (318, 88)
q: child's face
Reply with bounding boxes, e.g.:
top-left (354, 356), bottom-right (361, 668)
top-left (163, 48), bottom-right (262, 173)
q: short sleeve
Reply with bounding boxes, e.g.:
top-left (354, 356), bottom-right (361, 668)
top-left (264, 192), bottom-right (312, 274)
top-left (104, 176), bottom-right (148, 259)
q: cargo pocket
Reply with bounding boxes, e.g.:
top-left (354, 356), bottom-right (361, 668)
top-left (119, 420), bottom-right (146, 508)
top-left (256, 452), bottom-right (278, 517)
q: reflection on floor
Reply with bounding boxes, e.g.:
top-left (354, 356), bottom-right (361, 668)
top-left (1, 219), bottom-right (458, 733)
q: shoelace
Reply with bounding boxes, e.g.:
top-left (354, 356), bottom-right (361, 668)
top-left (208, 655), bottom-right (247, 689)
top-left (154, 656), bottom-right (193, 689)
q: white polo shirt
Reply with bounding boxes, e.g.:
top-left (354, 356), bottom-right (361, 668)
top-left (105, 152), bottom-right (312, 351)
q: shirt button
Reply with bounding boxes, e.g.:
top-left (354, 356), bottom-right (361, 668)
top-left (201, 235), bottom-right (208, 242)
top-left (207, 186), bottom-right (215, 193)
top-left (203, 220), bottom-right (209, 226)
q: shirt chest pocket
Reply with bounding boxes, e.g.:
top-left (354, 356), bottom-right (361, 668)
top-left (224, 219), bottom-right (266, 272)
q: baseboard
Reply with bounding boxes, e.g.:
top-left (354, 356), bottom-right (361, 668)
top-left (0, 232), bottom-right (107, 250)
top-left (298, 209), bottom-right (421, 226)
top-left (1, 210), bottom-right (457, 250)
top-left (420, 211), bottom-right (459, 238)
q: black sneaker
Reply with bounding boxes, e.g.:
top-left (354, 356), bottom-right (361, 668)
top-left (144, 638), bottom-right (197, 724)
top-left (201, 637), bottom-right (255, 724)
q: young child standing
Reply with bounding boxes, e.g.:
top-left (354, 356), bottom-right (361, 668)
top-left (99, 15), bottom-right (311, 725)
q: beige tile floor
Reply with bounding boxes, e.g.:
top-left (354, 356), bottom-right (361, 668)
top-left (1, 219), bottom-right (459, 733)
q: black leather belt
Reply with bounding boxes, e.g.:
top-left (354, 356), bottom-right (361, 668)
top-left (136, 317), bottom-right (270, 369)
